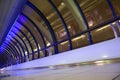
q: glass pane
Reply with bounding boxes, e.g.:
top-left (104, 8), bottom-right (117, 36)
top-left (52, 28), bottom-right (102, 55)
top-left (29, 55), bottom-right (33, 61)
top-left (19, 15), bottom-right (47, 56)
top-left (111, 0), bottom-right (120, 16)
top-left (40, 50), bottom-right (44, 58)
top-left (12, 27), bottom-right (33, 56)
top-left (10, 32), bottom-right (27, 55)
top-left (46, 41), bottom-right (54, 55)
top-left (15, 21), bottom-right (37, 52)
top-left (52, 0), bottom-right (82, 37)
top-left (47, 46), bottom-right (55, 55)
top-left (22, 5), bottom-right (51, 46)
top-left (78, 0), bottom-right (113, 28)
top-left (34, 51), bottom-right (38, 59)
top-left (29, 0), bottom-right (66, 42)
top-left (58, 41), bottom-right (69, 53)
top-left (91, 24), bottom-right (114, 43)
top-left (72, 33), bottom-right (89, 49)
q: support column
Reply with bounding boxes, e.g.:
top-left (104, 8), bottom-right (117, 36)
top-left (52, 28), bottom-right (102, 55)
top-left (116, 21), bottom-right (120, 32)
top-left (63, 0), bottom-right (86, 31)
top-left (63, 0), bottom-right (93, 44)
top-left (110, 23), bottom-right (118, 38)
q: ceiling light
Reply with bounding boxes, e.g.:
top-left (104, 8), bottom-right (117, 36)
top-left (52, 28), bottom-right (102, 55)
top-left (112, 22), bottom-right (116, 25)
top-left (25, 51), bottom-right (27, 55)
top-left (34, 48), bottom-right (37, 51)
top-left (88, 20), bottom-right (93, 27)
top-left (68, 25), bottom-right (71, 29)
top-left (47, 43), bottom-right (51, 46)
top-left (61, 2), bottom-right (64, 6)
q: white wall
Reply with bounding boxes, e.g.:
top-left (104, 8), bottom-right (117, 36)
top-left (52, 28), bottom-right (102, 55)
top-left (6, 38), bottom-right (120, 70)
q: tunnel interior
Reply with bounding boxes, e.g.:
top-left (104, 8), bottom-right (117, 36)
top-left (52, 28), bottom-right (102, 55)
top-left (0, 0), bottom-right (120, 68)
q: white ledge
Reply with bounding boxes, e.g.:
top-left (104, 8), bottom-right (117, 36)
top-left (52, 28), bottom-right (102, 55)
top-left (6, 38), bottom-right (120, 70)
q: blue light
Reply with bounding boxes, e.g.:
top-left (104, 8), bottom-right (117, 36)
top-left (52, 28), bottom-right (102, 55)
top-left (0, 14), bottom-right (27, 54)
top-left (5, 38), bottom-right (11, 43)
top-left (14, 22), bottom-right (23, 29)
top-left (0, 46), bottom-right (6, 53)
top-left (11, 27), bottom-right (19, 34)
top-left (19, 15), bottom-right (27, 24)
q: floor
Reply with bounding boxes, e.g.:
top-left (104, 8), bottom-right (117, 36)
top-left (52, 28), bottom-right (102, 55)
top-left (1, 59), bottom-right (120, 80)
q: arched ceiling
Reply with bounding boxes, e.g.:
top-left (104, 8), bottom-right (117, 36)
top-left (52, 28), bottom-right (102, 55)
top-left (0, 0), bottom-right (120, 68)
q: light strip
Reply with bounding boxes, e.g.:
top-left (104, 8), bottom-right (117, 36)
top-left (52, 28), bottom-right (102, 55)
top-left (96, 20), bottom-right (120, 32)
top-left (96, 25), bottom-right (109, 32)
top-left (61, 35), bottom-right (85, 45)
top-left (72, 35), bottom-right (85, 41)
top-left (61, 41), bottom-right (68, 45)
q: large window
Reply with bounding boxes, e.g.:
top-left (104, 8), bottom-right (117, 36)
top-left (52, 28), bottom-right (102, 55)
top-left (1, 0), bottom-right (120, 66)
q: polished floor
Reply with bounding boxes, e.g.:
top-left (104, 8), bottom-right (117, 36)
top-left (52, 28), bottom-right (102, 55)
top-left (0, 58), bottom-right (120, 80)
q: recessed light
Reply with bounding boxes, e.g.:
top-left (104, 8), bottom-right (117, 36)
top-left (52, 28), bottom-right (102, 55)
top-left (61, 2), bottom-right (64, 6)
top-left (103, 55), bottom-right (108, 58)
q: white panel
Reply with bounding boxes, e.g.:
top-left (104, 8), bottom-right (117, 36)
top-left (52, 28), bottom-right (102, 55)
top-left (6, 38), bottom-right (120, 70)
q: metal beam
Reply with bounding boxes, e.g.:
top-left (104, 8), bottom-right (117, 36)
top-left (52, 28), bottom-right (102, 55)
top-left (17, 20), bottom-right (39, 60)
top-left (27, 1), bottom-right (58, 54)
top-left (48, 0), bottom-right (73, 50)
top-left (21, 13), bottom-right (47, 57)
